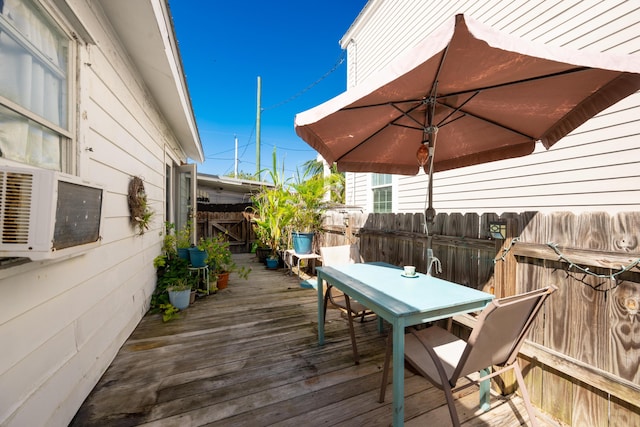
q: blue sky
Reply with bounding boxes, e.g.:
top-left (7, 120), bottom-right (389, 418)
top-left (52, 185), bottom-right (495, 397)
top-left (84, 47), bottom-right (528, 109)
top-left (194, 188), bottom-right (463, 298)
top-left (169, 1), bottom-right (368, 179)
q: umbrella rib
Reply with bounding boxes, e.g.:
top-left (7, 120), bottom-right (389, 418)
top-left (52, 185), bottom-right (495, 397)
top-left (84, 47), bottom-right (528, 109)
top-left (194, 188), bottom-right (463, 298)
top-left (391, 102), bottom-right (428, 129)
top-left (343, 99), bottom-right (422, 111)
top-left (438, 100), bottom-right (536, 140)
top-left (436, 90), bottom-right (479, 128)
top-left (438, 66), bottom-right (591, 99)
top-left (336, 101), bottom-right (432, 163)
top-left (334, 105), bottom-right (420, 163)
top-left (433, 68), bottom-right (590, 140)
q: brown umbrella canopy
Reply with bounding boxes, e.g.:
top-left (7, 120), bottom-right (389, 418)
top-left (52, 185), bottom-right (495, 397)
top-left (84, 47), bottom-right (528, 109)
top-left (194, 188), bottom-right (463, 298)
top-left (295, 14), bottom-right (640, 176)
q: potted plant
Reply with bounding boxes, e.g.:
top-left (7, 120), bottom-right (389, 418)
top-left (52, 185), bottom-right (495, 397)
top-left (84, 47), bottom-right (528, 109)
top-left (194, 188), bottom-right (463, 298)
top-left (248, 213), bottom-right (272, 263)
top-left (151, 233), bottom-right (197, 321)
top-left (199, 234), bottom-right (250, 289)
top-left (247, 148), bottom-right (294, 267)
top-left (288, 172), bottom-right (327, 254)
top-left (250, 184), bottom-right (293, 265)
top-left (167, 277), bottom-right (191, 310)
top-left (189, 240), bottom-right (208, 268)
top-left (156, 221), bottom-right (178, 260)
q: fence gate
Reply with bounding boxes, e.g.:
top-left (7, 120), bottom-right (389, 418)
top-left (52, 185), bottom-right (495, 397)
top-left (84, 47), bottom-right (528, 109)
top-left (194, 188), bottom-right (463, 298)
top-left (196, 203), bottom-right (255, 253)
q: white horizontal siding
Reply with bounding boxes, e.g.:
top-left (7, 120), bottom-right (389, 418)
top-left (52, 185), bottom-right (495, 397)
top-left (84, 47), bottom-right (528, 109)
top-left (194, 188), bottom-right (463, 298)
top-left (345, 171), bottom-right (370, 209)
top-left (0, 240), bottom-right (155, 426)
top-left (345, 0), bottom-right (640, 215)
top-left (0, 1), bottom-right (187, 425)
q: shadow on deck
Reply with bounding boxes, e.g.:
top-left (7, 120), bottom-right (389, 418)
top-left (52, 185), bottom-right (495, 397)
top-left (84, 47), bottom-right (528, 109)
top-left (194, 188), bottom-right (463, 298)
top-left (71, 253), bottom-right (562, 426)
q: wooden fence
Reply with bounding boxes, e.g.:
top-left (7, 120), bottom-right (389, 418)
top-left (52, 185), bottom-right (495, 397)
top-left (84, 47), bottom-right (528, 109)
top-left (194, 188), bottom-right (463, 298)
top-left (196, 203), bottom-right (255, 253)
top-left (319, 210), bottom-right (640, 426)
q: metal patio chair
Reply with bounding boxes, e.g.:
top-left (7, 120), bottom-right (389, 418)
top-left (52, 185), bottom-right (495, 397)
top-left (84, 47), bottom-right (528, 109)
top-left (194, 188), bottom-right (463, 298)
top-left (379, 285), bottom-right (557, 426)
top-left (319, 244), bottom-right (374, 364)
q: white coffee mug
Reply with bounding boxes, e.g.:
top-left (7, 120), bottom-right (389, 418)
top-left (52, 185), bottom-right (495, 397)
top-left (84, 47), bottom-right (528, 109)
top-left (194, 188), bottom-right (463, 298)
top-left (404, 265), bottom-right (416, 276)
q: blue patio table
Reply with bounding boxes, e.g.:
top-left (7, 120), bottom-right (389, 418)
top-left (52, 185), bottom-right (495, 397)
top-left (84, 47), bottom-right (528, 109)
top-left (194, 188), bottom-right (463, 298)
top-left (316, 263), bottom-right (494, 427)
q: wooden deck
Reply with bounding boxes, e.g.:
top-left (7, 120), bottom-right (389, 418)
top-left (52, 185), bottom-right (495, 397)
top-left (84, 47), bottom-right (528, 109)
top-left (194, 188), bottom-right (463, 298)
top-left (71, 254), bottom-right (563, 426)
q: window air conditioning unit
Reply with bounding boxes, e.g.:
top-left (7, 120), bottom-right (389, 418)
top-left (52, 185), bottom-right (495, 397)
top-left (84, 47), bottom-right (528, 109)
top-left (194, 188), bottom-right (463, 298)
top-left (0, 165), bottom-right (104, 260)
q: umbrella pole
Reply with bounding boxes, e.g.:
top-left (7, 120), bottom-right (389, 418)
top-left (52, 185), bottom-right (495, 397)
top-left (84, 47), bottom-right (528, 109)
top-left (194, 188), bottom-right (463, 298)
top-left (424, 93), bottom-right (440, 275)
top-left (425, 171), bottom-right (438, 275)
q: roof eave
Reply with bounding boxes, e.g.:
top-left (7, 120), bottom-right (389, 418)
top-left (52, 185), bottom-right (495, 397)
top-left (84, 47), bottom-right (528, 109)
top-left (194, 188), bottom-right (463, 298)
top-left (98, 0), bottom-right (204, 163)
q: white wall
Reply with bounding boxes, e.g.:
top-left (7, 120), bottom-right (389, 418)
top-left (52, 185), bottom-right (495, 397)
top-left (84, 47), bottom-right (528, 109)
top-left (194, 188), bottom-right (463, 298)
top-left (343, 0), bottom-right (640, 215)
top-left (345, 171), bottom-right (370, 208)
top-left (0, 1), bottom-right (188, 425)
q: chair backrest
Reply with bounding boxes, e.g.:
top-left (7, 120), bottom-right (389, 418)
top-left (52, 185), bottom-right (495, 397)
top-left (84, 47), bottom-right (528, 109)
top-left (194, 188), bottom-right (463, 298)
top-left (453, 285), bottom-right (557, 381)
top-left (320, 245), bottom-right (363, 267)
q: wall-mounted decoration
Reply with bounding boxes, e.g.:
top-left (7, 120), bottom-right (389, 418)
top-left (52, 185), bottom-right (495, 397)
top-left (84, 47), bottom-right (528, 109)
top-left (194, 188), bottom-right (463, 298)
top-left (128, 176), bottom-right (153, 235)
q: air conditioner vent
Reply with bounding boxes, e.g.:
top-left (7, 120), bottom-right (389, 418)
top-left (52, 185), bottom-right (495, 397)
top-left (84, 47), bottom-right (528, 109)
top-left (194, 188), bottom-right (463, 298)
top-left (1, 172), bottom-right (34, 245)
top-left (0, 165), bottom-right (103, 260)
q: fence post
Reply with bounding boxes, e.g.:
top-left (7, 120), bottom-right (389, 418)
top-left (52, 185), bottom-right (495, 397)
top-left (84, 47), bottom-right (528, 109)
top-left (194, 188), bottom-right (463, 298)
top-left (492, 217), bottom-right (519, 393)
top-left (493, 217), bottom-right (517, 298)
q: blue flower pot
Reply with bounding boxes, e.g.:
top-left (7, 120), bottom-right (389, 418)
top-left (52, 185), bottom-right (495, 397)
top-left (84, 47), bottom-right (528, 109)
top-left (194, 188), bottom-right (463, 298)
top-left (177, 248), bottom-right (190, 260)
top-left (188, 247), bottom-right (207, 267)
top-left (266, 257), bottom-right (279, 269)
top-left (292, 232), bottom-right (314, 254)
top-left (168, 289), bottom-right (190, 310)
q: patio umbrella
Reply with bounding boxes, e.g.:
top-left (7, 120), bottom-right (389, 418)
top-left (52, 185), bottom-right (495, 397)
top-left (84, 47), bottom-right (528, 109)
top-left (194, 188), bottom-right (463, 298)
top-left (294, 14), bottom-right (640, 232)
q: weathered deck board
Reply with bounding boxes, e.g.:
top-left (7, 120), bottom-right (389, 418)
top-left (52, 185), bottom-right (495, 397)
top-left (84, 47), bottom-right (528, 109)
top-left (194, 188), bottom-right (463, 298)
top-left (71, 254), bottom-right (564, 426)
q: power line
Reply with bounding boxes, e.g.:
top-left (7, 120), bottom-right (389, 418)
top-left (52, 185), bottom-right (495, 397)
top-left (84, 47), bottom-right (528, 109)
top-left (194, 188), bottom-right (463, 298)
top-left (239, 124), bottom-right (255, 159)
top-left (262, 50), bottom-right (346, 111)
top-left (206, 50), bottom-right (340, 173)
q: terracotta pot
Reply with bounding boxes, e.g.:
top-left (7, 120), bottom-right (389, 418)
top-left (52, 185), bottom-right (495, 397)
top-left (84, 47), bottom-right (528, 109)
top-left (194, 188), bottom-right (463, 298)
top-left (217, 271), bottom-right (230, 289)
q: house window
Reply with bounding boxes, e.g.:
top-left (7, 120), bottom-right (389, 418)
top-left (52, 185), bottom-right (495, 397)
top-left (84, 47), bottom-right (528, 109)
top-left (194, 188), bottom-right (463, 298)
top-left (0, 0), bottom-right (72, 172)
top-left (372, 173), bottom-right (392, 213)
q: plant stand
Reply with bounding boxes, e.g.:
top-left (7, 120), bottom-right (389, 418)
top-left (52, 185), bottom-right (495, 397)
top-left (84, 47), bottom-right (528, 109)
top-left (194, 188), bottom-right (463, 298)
top-left (284, 249), bottom-right (320, 279)
top-left (188, 266), bottom-right (209, 294)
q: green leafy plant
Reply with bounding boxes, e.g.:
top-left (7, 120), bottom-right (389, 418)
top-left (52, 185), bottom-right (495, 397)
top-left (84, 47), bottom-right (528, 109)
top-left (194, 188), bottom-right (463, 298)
top-left (161, 222), bottom-right (178, 257)
top-left (289, 173), bottom-right (327, 233)
top-left (248, 150), bottom-right (289, 255)
top-left (159, 303), bottom-right (180, 322)
top-left (154, 222), bottom-right (178, 270)
top-left (176, 219), bottom-right (193, 249)
top-left (248, 151), bottom-right (346, 257)
top-left (198, 234), bottom-right (250, 279)
top-left (167, 277), bottom-right (191, 292)
top-left (250, 187), bottom-right (292, 258)
top-left (151, 254), bottom-right (196, 321)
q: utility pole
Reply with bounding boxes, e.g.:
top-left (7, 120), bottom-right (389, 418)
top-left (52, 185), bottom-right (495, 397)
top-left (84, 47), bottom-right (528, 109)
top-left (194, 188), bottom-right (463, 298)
top-left (234, 134), bottom-right (238, 178)
top-left (256, 76), bottom-right (261, 180)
